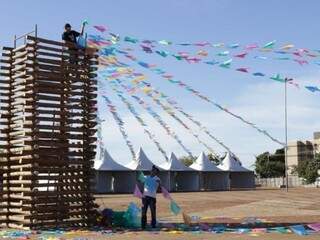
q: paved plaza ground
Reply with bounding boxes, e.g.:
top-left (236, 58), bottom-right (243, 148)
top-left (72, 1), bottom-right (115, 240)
top-left (94, 188), bottom-right (320, 239)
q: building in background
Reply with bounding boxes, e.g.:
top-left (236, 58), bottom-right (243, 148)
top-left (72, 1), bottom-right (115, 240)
top-left (287, 131), bottom-right (319, 175)
top-left (313, 132), bottom-right (320, 153)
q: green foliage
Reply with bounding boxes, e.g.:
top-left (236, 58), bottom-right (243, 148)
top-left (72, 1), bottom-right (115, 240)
top-left (294, 153), bottom-right (320, 184)
top-left (207, 153), bottom-right (222, 165)
top-left (180, 153), bottom-right (223, 166)
top-left (255, 148), bottom-right (285, 178)
top-left (179, 156), bottom-right (196, 167)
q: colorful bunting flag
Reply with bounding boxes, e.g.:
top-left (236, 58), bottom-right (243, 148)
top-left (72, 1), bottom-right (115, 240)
top-left (170, 200), bottom-right (181, 215)
top-left (161, 186), bottom-right (172, 200)
top-left (94, 25), bottom-right (107, 32)
top-left (133, 184), bottom-right (143, 199)
top-left (307, 223), bottom-right (320, 232)
top-left (270, 74), bottom-right (285, 82)
top-left (305, 86), bottom-right (320, 92)
top-left (290, 225), bottom-right (308, 236)
top-left (219, 59), bottom-right (232, 68)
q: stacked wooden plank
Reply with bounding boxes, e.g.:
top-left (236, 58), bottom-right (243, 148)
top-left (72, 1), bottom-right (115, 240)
top-left (0, 36), bottom-right (98, 229)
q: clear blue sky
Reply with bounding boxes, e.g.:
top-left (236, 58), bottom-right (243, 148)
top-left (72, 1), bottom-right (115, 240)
top-left (1, 0), bottom-right (319, 167)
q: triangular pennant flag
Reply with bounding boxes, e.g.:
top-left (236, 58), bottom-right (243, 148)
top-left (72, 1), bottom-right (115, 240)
top-left (217, 51), bottom-right (229, 56)
top-left (156, 50), bottom-right (169, 57)
top-left (94, 25), bottom-right (107, 32)
top-left (161, 186), bottom-right (172, 200)
top-left (270, 74), bottom-right (285, 82)
top-left (170, 200), bottom-right (181, 215)
top-left (237, 228), bottom-right (250, 234)
top-left (219, 59), bottom-right (232, 68)
top-left (307, 223), bottom-right (320, 232)
top-left (234, 52), bottom-right (247, 58)
top-left (133, 184), bottom-right (143, 199)
top-left (263, 40), bottom-right (276, 49)
top-left (280, 44), bottom-right (294, 50)
top-left (290, 225), bottom-right (308, 235)
top-left (158, 40), bottom-right (172, 45)
top-left (253, 72), bottom-right (265, 77)
top-left (236, 68), bottom-right (249, 73)
top-left (124, 36), bottom-right (138, 43)
top-left (305, 86), bottom-right (320, 92)
top-left (138, 171), bottom-right (146, 183)
top-left (182, 212), bottom-right (191, 225)
top-left (229, 43), bottom-right (239, 49)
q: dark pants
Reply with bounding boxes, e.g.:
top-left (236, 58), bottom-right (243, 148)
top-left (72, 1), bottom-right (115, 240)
top-left (141, 196), bottom-right (156, 229)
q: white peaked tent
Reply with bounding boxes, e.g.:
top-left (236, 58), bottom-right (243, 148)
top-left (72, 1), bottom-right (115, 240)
top-left (190, 152), bottom-right (229, 191)
top-left (95, 149), bottom-right (136, 193)
top-left (160, 152), bottom-right (199, 192)
top-left (126, 147), bottom-right (155, 171)
top-left (219, 152), bottom-right (255, 189)
top-left (126, 147), bottom-right (170, 191)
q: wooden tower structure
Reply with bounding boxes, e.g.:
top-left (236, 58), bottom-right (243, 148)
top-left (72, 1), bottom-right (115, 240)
top-left (0, 29), bottom-right (98, 229)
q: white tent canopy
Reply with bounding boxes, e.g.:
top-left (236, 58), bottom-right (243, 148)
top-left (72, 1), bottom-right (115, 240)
top-left (190, 152), bottom-right (222, 172)
top-left (219, 152), bottom-right (255, 189)
top-left (96, 150), bottom-right (130, 171)
top-left (126, 147), bottom-right (155, 171)
top-left (125, 147), bottom-right (170, 190)
top-left (95, 149), bottom-right (136, 193)
top-left (190, 152), bottom-right (229, 190)
top-left (218, 152), bottom-right (251, 172)
top-left (160, 152), bottom-right (193, 171)
top-left (161, 152), bottom-right (199, 192)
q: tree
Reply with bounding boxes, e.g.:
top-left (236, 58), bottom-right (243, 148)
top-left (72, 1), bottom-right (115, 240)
top-left (255, 148), bottom-right (285, 178)
top-left (293, 153), bottom-right (320, 184)
top-left (207, 153), bottom-right (223, 165)
top-left (179, 156), bottom-right (195, 167)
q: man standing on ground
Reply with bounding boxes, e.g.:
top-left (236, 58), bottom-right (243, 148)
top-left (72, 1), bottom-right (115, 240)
top-left (141, 165), bottom-right (161, 229)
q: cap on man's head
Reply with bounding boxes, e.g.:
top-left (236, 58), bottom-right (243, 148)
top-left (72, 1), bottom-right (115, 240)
top-left (65, 23), bottom-right (71, 29)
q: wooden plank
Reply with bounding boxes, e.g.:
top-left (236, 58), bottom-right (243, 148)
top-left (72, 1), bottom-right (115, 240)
top-left (27, 36), bottom-right (65, 47)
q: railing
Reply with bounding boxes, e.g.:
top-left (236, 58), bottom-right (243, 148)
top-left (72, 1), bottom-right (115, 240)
top-left (13, 24), bottom-right (37, 48)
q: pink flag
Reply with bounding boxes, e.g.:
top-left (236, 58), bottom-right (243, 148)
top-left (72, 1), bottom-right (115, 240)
top-left (234, 52), bottom-right (248, 58)
top-left (161, 186), bottom-right (172, 200)
top-left (133, 184), bottom-right (143, 199)
top-left (94, 25), bottom-right (107, 32)
top-left (307, 223), bottom-right (320, 232)
top-left (246, 44), bottom-right (258, 50)
top-left (236, 68), bottom-right (249, 73)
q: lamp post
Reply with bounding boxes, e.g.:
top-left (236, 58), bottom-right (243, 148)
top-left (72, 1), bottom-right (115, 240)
top-left (284, 78), bottom-right (292, 192)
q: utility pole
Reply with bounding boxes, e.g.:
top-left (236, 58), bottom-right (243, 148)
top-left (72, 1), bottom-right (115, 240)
top-left (284, 78), bottom-right (290, 192)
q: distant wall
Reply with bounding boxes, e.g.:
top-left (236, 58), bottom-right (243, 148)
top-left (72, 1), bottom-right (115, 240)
top-left (256, 176), bottom-right (319, 188)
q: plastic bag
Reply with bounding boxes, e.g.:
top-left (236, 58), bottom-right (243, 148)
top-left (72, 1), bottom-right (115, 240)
top-left (123, 202), bottom-right (141, 228)
top-left (112, 211), bottom-right (126, 227)
top-left (77, 34), bottom-right (87, 49)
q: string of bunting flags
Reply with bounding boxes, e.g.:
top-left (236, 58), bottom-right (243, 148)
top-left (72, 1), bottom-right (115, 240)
top-left (100, 65), bottom-right (234, 155)
top-left (111, 78), bottom-right (194, 157)
top-left (88, 30), bottom-right (320, 93)
top-left (105, 80), bottom-right (169, 161)
top-left (88, 23), bottom-right (320, 156)
top-left (96, 39), bottom-right (318, 93)
top-left (112, 77), bottom-right (217, 155)
top-left (102, 95), bottom-right (136, 160)
top-left (112, 51), bottom-right (285, 146)
top-left (93, 45), bottom-right (285, 146)
top-left (91, 26), bottom-right (320, 62)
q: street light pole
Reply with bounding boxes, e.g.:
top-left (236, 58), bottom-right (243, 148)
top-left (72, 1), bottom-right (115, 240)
top-left (284, 78), bottom-right (290, 192)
